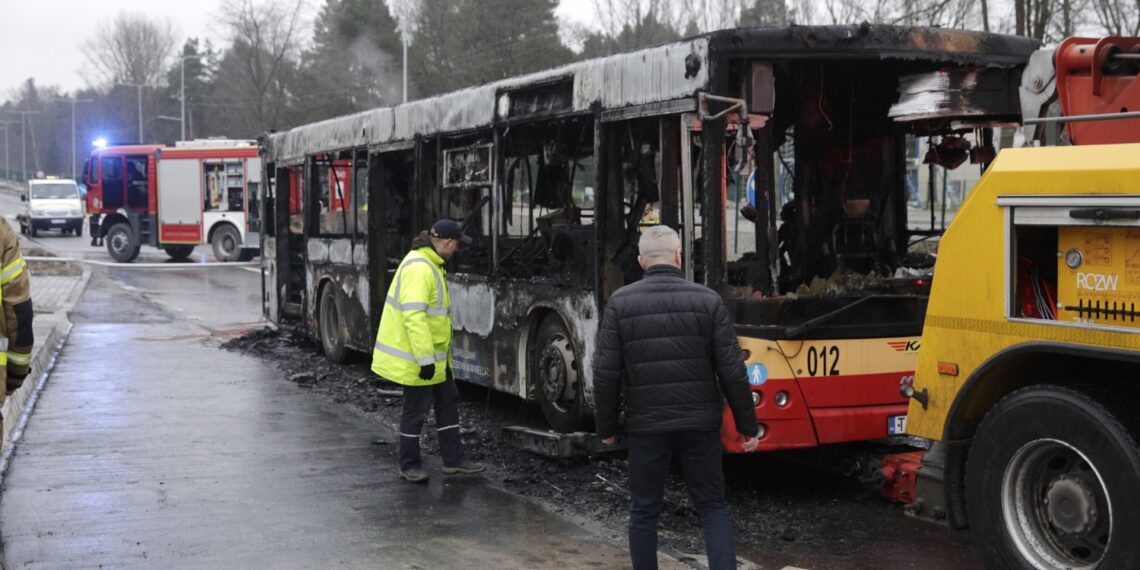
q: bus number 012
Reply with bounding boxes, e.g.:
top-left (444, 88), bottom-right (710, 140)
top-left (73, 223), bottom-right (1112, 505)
top-left (806, 346), bottom-right (840, 376)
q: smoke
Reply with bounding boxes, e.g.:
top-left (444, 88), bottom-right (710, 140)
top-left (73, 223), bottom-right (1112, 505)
top-left (349, 35), bottom-right (402, 106)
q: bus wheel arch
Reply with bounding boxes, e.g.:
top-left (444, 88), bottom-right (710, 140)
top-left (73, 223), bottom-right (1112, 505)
top-left (316, 278), bottom-right (349, 363)
top-left (525, 308), bottom-right (591, 433)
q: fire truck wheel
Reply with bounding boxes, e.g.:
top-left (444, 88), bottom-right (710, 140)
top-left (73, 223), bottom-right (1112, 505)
top-left (106, 223), bottom-right (140, 263)
top-left (319, 283), bottom-right (348, 363)
top-left (966, 385), bottom-right (1140, 570)
top-left (165, 246), bottom-right (195, 261)
top-left (532, 315), bottom-right (590, 433)
top-left (212, 225), bottom-right (242, 262)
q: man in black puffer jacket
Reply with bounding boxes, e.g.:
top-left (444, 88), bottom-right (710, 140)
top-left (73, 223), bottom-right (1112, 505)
top-left (594, 225), bottom-right (759, 570)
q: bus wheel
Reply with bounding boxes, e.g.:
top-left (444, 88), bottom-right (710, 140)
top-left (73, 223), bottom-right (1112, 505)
top-left (212, 225), bottom-right (241, 262)
top-left (966, 385), bottom-right (1140, 570)
top-left (106, 223), bottom-right (140, 263)
top-left (165, 245), bottom-right (195, 261)
top-left (532, 315), bottom-right (589, 433)
top-left (319, 283), bottom-right (348, 363)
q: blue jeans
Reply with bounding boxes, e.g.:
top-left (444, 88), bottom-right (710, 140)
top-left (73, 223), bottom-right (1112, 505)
top-left (627, 430), bottom-right (735, 570)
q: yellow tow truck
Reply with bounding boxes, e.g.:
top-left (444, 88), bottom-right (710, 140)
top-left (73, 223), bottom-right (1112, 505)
top-left (904, 36), bottom-right (1140, 568)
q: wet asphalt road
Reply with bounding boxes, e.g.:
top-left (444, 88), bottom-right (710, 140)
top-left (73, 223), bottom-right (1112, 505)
top-left (0, 266), bottom-right (657, 569)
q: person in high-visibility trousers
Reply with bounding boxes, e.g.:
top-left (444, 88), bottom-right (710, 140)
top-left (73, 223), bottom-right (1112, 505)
top-left (0, 219), bottom-right (33, 446)
top-left (372, 219), bottom-right (485, 483)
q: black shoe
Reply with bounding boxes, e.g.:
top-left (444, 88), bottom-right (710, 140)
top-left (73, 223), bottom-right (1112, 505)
top-left (399, 467), bottom-right (429, 483)
top-left (442, 460), bottom-right (485, 475)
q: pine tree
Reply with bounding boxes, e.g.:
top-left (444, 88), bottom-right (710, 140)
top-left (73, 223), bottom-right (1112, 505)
top-left (409, 0), bottom-right (572, 98)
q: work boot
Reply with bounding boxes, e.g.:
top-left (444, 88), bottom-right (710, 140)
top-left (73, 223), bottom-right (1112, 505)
top-left (442, 460), bottom-right (486, 475)
top-left (399, 466), bottom-right (429, 483)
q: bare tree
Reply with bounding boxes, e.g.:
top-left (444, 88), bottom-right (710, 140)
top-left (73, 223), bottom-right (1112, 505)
top-left (213, 0), bottom-right (306, 133)
top-left (82, 12), bottom-right (178, 88)
top-left (1091, 0), bottom-right (1140, 34)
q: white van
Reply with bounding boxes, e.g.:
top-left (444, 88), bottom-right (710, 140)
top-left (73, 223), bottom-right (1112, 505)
top-left (18, 177), bottom-right (84, 237)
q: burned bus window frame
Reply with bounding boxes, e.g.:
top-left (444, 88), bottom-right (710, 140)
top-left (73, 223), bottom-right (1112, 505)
top-left (308, 150), bottom-right (355, 238)
top-left (497, 116), bottom-right (596, 283)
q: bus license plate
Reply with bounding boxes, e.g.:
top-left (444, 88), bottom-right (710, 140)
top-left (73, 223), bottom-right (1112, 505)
top-left (888, 415), bottom-right (907, 435)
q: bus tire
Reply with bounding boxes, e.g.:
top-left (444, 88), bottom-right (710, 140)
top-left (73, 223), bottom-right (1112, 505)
top-left (106, 223), bottom-right (140, 263)
top-left (165, 245), bottom-right (195, 261)
top-left (965, 385), bottom-right (1140, 570)
top-left (318, 283), bottom-right (349, 363)
top-left (532, 315), bottom-right (589, 433)
top-left (211, 225), bottom-right (242, 262)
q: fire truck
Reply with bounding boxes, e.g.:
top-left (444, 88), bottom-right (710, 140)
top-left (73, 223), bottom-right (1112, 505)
top-left (898, 37), bottom-right (1140, 568)
top-left (83, 140), bottom-right (262, 262)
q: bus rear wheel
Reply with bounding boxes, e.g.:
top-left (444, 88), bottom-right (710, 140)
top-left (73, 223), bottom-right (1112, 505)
top-left (966, 385), bottom-right (1140, 570)
top-left (106, 223), bottom-right (140, 263)
top-left (212, 225), bottom-right (242, 262)
top-left (165, 245), bottom-right (195, 261)
top-left (319, 283), bottom-right (348, 363)
top-left (532, 315), bottom-right (589, 433)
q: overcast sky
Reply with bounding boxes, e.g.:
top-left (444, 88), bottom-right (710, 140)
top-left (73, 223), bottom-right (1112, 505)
top-left (0, 0), bottom-right (597, 98)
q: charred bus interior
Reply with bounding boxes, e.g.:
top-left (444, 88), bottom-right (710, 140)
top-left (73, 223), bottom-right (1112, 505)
top-left (719, 55), bottom-right (1022, 340)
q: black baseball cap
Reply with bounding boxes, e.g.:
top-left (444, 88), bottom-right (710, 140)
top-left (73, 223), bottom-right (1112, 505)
top-left (430, 219), bottom-right (473, 245)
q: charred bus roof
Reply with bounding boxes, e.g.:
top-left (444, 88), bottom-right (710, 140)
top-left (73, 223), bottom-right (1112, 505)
top-left (263, 24), bottom-right (1039, 164)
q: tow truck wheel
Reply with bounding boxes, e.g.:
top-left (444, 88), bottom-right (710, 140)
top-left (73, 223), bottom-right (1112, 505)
top-left (966, 385), bottom-right (1140, 570)
top-left (211, 225), bottom-right (242, 262)
top-left (106, 223), bottom-right (140, 263)
top-left (532, 315), bottom-right (589, 433)
top-left (165, 245), bottom-right (195, 261)
top-left (318, 283), bottom-right (348, 363)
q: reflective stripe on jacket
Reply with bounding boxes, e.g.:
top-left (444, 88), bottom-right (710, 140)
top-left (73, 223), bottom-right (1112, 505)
top-left (371, 246), bottom-right (451, 386)
top-left (0, 220), bottom-right (32, 394)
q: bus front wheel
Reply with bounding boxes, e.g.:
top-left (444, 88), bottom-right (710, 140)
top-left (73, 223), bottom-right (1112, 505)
top-left (532, 315), bottom-right (589, 433)
top-left (106, 223), bottom-right (140, 263)
top-left (966, 385), bottom-right (1140, 570)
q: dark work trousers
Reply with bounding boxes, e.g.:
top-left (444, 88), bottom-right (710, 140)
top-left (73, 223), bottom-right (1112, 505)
top-left (398, 378), bottom-right (464, 470)
top-left (627, 430), bottom-right (735, 570)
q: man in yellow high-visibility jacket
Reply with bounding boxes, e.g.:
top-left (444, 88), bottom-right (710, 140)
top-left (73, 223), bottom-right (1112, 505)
top-left (372, 219), bottom-right (485, 483)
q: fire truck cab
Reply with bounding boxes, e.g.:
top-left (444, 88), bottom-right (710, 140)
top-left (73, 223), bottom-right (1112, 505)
top-left (83, 140), bottom-right (262, 262)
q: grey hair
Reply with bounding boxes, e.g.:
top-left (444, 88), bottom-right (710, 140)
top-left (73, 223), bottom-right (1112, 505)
top-left (638, 225), bottom-right (681, 264)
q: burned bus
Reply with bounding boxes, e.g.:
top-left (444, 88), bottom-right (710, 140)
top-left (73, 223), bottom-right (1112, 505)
top-left (259, 25), bottom-right (1037, 450)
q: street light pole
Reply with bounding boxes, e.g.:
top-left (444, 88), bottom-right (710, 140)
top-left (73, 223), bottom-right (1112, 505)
top-left (181, 60), bottom-right (186, 141)
top-left (137, 84), bottom-right (143, 143)
top-left (0, 121), bottom-right (17, 179)
top-left (117, 83), bottom-right (149, 143)
top-left (178, 54), bottom-right (200, 142)
top-left (4, 110), bottom-right (39, 180)
top-left (49, 97), bottom-right (93, 179)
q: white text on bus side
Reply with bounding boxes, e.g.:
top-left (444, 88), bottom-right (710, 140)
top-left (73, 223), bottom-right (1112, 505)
top-left (1076, 272), bottom-right (1120, 292)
